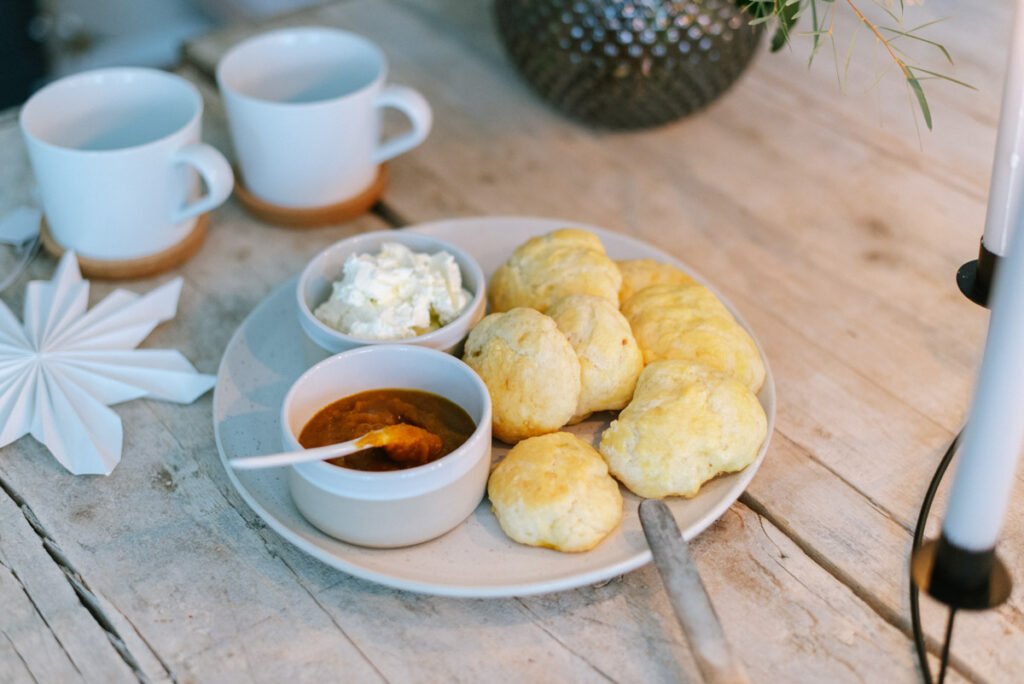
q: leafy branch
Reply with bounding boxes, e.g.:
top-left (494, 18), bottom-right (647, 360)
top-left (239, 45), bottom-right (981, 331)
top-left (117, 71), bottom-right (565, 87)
top-left (736, 0), bottom-right (972, 129)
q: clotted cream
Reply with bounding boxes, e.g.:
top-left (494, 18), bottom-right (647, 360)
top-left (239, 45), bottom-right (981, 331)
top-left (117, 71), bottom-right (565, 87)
top-left (314, 242), bottom-right (471, 339)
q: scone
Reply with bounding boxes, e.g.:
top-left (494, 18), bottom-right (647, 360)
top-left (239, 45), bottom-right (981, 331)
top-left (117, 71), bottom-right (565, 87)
top-left (488, 432), bottom-right (623, 552)
top-left (599, 361), bottom-right (767, 499)
top-left (616, 258), bottom-right (695, 304)
top-left (489, 228), bottom-right (622, 313)
top-left (463, 308), bottom-right (581, 444)
top-left (547, 295), bottom-right (643, 422)
top-left (622, 283), bottom-right (766, 392)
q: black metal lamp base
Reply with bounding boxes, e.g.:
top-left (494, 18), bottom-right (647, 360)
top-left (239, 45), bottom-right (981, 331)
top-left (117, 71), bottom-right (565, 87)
top-left (911, 537), bottom-right (1011, 611)
top-left (957, 241), bottom-right (1002, 307)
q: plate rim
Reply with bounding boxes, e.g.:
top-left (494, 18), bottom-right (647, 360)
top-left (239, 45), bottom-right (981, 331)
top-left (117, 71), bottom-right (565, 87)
top-left (212, 215), bottom-right (776, 597)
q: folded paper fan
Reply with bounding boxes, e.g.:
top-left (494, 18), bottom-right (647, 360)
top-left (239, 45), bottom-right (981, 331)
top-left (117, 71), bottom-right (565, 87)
top-left (0, 252), bottom-right (215, 475)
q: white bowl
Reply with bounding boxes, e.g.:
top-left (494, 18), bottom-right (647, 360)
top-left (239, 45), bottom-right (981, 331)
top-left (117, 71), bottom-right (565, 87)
top-left (280, 345), bottom-right (492, 548)
top-left (297, 230), bottom-right (487, 354)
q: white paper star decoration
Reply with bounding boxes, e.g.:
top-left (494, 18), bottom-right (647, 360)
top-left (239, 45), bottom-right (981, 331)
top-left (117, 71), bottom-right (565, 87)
top-left (0, 253), bottom-right (215, 475)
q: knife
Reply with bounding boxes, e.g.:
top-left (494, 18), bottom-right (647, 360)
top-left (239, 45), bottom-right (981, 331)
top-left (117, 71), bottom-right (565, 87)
top-left (639, 499), bottom-right (750, 684)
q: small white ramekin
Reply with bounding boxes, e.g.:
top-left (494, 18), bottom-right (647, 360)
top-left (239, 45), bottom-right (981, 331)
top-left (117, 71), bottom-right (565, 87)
top-left (296, 230), bottom-right (486, 354)
top-left (280, 345), bottom-right (492, 548)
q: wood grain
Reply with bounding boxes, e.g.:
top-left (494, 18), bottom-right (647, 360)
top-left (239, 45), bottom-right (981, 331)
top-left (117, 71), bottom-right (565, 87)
top-left (0, 485), bottom-right (137, 683)
top-left (184, 0), bottom-right (1024, 680)
top-left (0, 0), bottom-right (1015, 680)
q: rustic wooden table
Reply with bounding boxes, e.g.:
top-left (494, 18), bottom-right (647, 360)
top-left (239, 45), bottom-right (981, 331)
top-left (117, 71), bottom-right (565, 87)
top-left (0, 1), bottom-right (1018, 681)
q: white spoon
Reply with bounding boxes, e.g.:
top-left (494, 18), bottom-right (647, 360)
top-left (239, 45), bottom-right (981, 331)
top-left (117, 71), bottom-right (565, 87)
top-left (229, 424), bottom-right (442, 470)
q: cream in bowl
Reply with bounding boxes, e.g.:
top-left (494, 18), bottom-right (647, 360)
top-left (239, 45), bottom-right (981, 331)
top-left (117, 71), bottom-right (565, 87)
top-left (298, 231), bottom-right (486, 354)
top-left (314, 242), bottom-right (471, 340)
top-left (280, 345), bottom-right (492, 548)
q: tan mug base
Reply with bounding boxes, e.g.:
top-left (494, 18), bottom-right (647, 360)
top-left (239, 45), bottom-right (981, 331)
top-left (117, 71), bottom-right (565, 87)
top-left (40, 214), bottom-right (208, 280)
top-left (233, 165), bottom-right (388, 229)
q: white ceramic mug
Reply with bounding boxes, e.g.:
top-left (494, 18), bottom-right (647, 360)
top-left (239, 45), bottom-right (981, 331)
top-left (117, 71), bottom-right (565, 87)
top-left (217, 27), bottom-right (433, 209)
top-left (20, 68), bottom-right (233, 260)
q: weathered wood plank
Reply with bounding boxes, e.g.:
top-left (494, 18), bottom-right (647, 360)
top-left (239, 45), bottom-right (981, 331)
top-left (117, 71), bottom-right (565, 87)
top-left (0, 115), bottom-right (145, 684)
top-left (0, 65), bottom-right (942, 684)
top-left (181, 3), bottom-right (344, 81)
top-left (0, 402), bottom-right (390, 683)
top-left (295, 506), bottom-right (938, 683)
top-left (0, 517), bottom-right (85, 683)
top-left (0, 635), bottom-right (36, 684)
top-left (1, 228), bottom-right (934, 681)
top-left (0, 0), bottom-right (1009, 680)
top-left (181, 0), bottom-right (1023, 680)
top-left (351, 0), bottom-right (993, 428)
top-left (0, 484), bottom-right (139, 683)
top-left (4, 400), bottom-right (939, 683)
top-left (368, 3), bottom-right (1024, 680)
top-left (0, 72), bottom-right (393, 682)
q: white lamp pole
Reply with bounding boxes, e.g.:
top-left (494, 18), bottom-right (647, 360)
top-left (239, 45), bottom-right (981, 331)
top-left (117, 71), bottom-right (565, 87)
top-left (983, 0), bottom-right (1024, 258)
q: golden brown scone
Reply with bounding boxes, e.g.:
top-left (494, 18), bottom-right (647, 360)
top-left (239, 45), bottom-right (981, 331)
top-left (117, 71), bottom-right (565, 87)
top-left (622, 283), bottom-right (765, 392)
top-left (547, 295), bottom-right (643, 423)
top-left (463, 308), bottom-right (581, 444)
top-left (599, 361), bottom-right (767, 499)
top-left (616, 258), bottom-right (695, 304)
top-left (488, 432), bottom-right (623, 552)
top-left (489, 228), bottom-right (622, 313)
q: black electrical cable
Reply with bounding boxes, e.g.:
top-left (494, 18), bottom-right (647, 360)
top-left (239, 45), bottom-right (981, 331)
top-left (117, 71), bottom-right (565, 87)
top-left (910, 428), bottom-right (962, 684)
top-left (938, 608), bottom-right (957, 684)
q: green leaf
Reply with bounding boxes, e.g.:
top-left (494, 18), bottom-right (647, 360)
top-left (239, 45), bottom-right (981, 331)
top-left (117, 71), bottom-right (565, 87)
top-left (770, 0), bottom-right (802, 52)
top-left (903, 17), bottom-right (952, 36)
top-left (843, 31), bottom-right (857, 85)
top-left (737, 0), bottom-right (774, 20)
top-left (878, 3), bottom-right (902, 25)
top-left (910, 66), bottom-right (978, 90)
top-left (880, 26), bottom-right (954, 65)
top-left (907, 73), bottom-right (932, 130)
top-left (810, 0), bottom-right (821, 55)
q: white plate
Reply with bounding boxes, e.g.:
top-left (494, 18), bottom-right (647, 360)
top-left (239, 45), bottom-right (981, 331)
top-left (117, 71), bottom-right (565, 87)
top-left (212, 216), bottom-right (775, 597)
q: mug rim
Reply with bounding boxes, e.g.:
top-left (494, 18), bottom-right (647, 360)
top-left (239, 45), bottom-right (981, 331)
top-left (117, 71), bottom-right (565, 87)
top-left (216, 26), bottom-right (388, 109)
top-left (19, 67), bottom-right (203, 156)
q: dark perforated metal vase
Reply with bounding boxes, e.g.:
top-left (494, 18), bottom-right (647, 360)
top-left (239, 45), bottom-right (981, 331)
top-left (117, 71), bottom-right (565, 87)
top-left (495, 0), bottom-right (762, 129)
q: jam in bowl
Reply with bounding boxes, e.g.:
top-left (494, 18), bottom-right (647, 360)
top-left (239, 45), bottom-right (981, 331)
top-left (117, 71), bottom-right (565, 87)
top-left (280, 344), bottom-right (492, 548)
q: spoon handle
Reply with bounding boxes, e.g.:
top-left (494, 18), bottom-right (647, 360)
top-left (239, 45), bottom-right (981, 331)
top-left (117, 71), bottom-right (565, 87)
top-left (229, 440), bottom-right (361, 470)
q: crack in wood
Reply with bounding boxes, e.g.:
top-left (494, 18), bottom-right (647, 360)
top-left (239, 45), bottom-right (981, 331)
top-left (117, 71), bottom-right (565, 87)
top-left (385, 0), bottom-right (512, 77)
top-left (371, 201), bottom-right (411, 228)
top-left (0, 553), bottom-right (84, 679)
top-left (2, 630), bottom-right (40, 684)
top-left (204, 481), bottom-right (391, 680)
top-left (137, 401), bottom-right (390, 682)
top-left (742, 497), bottom-right (982, 683)
top-left (0, 473), bottom-right (155, 684)
top-left (284, 572), bottom-right (392, 684)
top-left (752, 524), bottom-right (829, 615)
top-left (54, 562), bottom-right (177, 683)
top-left (575, 614), bottom-right (683, 649)
top-left (514, 598), bottom-right (618, 683)
top-left (768, 430), bottom-right (915, 536)
top-left (205, 471), bottom-right (390, 680)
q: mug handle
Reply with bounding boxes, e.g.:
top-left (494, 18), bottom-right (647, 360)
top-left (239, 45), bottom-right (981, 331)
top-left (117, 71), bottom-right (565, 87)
top-left (172, 143), bottom-right (234, 223)
top-left (373, 85), bottom-right (433, 164)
